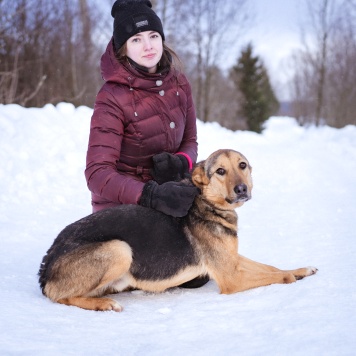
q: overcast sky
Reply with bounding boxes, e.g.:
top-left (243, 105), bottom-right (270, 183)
top-left (234, 0), bottom-right (308, 101)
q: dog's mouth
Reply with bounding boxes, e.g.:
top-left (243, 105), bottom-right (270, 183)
top-left (225, 194), bottom-right (251, 204)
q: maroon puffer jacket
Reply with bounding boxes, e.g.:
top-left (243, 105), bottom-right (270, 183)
top-left (85, 40), bottom-right (198, 212)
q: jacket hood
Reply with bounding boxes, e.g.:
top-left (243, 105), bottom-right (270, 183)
top-left (100, 38), bottom-right (175, 90)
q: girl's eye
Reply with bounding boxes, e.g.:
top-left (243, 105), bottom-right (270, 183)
top-left (239, 162), bottom-right (247, 169)
top-left (150, 32), bottom-right (160, 39)
top-left (216, 168), bottom-right (225, 176)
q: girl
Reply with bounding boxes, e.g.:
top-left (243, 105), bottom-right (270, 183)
top-left (85, 0), bottom-right (199, 216)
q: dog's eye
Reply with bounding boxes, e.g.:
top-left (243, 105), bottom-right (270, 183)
top-left (239, 162), bottom-right (247, 170)
top-left (216, 168), bottom-right (226, 175)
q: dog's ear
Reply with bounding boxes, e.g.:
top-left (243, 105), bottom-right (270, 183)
top-left (192, 161), bottom-right (209, 188)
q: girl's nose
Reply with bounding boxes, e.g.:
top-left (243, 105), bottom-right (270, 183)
top-left (143, 37), bottom-right (152, 50)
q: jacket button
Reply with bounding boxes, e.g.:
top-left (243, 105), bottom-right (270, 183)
top-left (159, 90), bottom-right (165, 96)
top-left (170, 122), bottom-right (175, 129)
top-left (156, 80), bottom-right (163, 86)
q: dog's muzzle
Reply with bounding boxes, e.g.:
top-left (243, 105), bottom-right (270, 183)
top-left (226, 183), bottom-right (251, 204)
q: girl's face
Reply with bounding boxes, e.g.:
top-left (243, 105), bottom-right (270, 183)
top-left (126, 31), bottom-right (163, 73)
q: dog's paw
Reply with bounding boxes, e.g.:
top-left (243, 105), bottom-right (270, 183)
top-left (306, 266), bottom-right (318, 275)
top-left (294, 266), bottom-right (318, 280)
top-left (96, 297), bottom-right (123, 312)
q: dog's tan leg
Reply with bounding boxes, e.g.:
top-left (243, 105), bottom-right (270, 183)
top-left (219, 269), bottom-right (297, 294)
top-left (236, 268), bottom-right (298, 293)
top-left (58, 296), bottom-right (123, 312)
top-left (209, 258), bottom-right (297, 294)
top-left (213, 256), bottom-right (317, 294)
top-left (238, 255), bottom-right (317, 280)
top-left (238, 254), bottom-right (283, 273)
top-left (45, 240), bottom-right (132, 312)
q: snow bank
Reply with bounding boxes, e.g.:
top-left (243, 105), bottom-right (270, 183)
top-left (1, 103), bottom-right (355, 355)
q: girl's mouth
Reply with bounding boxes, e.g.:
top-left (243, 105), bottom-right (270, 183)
top-left (143, 53), bottom-right (156, 59)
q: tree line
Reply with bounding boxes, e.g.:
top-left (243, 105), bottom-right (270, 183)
top-left (289, 0), bottom-right (356, 127)
top-left (0, 0), bottom-right (103, 108)
top-left (1, 0), bottom-right (354, 131)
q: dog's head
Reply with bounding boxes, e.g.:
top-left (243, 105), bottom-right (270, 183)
top-left (192, 149), bottom-right (253, 209)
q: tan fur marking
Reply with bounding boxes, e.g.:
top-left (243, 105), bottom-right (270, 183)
top-left (133, 265), bottom-right (208, 293)
top-left (44, 240), bottom-right (132, 307)
top-left (191, 164), bottom-right (209, 188)
top-left (84, 241), bottom-right (132, 296)
top-left (58, 297), bottom-right (123, 312)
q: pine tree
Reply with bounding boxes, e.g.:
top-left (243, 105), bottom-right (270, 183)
top-left (232, 44), bottom-right (279, 133)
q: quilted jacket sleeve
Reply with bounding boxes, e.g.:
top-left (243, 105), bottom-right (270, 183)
top-left (85, 89), bottom-right (145, 205)
top-left (176, 74), bottom-right (198, 166)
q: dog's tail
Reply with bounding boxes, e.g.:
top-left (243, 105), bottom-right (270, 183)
top-left (38, 222), bottom-right (84, 294)
top-left (38, 252), bottom-right (51, 294)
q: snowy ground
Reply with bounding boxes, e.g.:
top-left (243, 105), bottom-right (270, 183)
top-left (0, 103), bottom-right (355, 355)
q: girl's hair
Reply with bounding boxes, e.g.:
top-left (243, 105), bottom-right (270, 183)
top-left (114, 41), bottom-right (182, 72)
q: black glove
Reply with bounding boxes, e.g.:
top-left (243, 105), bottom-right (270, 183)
top-left (151, 152), bottom-right (189, 184)
top-left (140, 180), bottom-right (199, 217)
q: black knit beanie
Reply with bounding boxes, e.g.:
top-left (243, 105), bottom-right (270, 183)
top-left (111, 0), bottom-right (165, 51)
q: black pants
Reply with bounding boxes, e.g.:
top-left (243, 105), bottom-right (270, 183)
top-left (179, 275), bottom-right (210, 288)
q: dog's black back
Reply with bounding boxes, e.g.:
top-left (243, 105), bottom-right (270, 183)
top-left (39, 205), bottom-right (198, 292)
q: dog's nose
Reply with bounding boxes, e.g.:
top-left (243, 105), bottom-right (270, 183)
top-left (234, 184), bottom-right (247, 195)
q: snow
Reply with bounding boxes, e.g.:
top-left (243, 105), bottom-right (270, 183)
top-left (1, 102), bottom-right (356, 355)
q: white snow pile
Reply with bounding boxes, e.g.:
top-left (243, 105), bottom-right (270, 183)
top-left (1, 103), bottom-right (355, 355)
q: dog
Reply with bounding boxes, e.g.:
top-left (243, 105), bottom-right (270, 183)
top-left (38, 149), bottom-right (317, 312)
